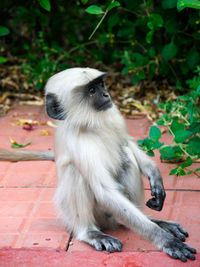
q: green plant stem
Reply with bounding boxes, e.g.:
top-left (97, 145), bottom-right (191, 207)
top-left (56, 40), bottom-right (97, 62)
top-left (118, 7), bottom-right (142, 16)
top-left (186, 168), bottom-right (200, 178)
top-left (89, 0), bottom-right (115, 40)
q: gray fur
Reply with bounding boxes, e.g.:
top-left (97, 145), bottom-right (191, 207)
top-left (45, 68), bottom-right (196, 262)
top-left (1, 67), bottom-right (194, 262)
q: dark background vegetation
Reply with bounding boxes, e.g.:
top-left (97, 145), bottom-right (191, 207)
top-left (0, 0), bottom-right (200, 91)
top-left (0, 0), bottom-right (199, 177)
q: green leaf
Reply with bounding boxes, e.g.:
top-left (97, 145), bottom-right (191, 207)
top-left (160, 146), bottom-right (175, 160)
top-left (0, 56), bottom-right (7, 63)
top-left (178, 169), bottom-right (186, 176)
top-left (146, 30), bottom-right (154, 44)
top-left (150, 14), bottom-right (164, 28)
top-left (156, 119), bottom-right (164, 126)
top-left (177, 0), bottom-right (200, 11)
top-left (186, 50), bottom-right (200, 69)
top-left (81, 0), bottom-right (88, 4)
top-left (170, 119), bottom-right (184, 134)
top-left (149, 126), bottom-right (161, 142)
top-left (187, 136), bottom-right (200, 155)
top-left (106, 1), bottom-right (120, 12)
top-left (12, 142), bottom-right (31, 149)
top-left (174, 130), bottom-right (192, 143)
top-left (137, 139), bottom-right (144, 147)
top-left (162, 0), bottom-right (177, 9)
top-left (147, 150), bottom-right (155, 157)
top-left (170, 167), bottom-right (179, 175)
top-left (39, 0), bottom-right (51, 11)
top-left (188, 122), bottom-right (200, 134)
top-left (162, 42), bottom-right (178, 61)
top-left (170, 166), bottom-right (186, 176)
top-left (194, 167), bottom-right (200, 172)
top-left (0, 26), bottom-right (10, 36)
top-left (85, 5), bottom-right (103, 15)
top-left (181, 157), bottom-right (193, 168)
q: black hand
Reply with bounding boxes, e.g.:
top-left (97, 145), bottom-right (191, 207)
top-left (146, 185), bottom-right (166, 211)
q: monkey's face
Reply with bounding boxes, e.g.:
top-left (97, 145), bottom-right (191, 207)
top-left (45, 68), bottom-right (113, 125)
top-left (83, 74), bottom-right (112, 112)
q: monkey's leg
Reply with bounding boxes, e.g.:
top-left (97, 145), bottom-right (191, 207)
top-left (90, 181), bottom-right (196, 262)
top-left (151, 219), bottom-right (189, 242)
top-left (54, 166), bottom-right (122, 252)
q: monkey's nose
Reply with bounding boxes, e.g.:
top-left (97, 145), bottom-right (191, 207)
top-left (103, 92), bottom-right (109, 97)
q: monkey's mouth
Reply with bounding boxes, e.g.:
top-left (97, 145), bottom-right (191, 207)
top-left (97, 101), bottom-right (112, 111)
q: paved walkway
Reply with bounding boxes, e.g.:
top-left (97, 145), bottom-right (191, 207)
top-left (0, 104), bottom-right (199, 266)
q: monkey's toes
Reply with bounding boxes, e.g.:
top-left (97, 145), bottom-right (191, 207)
top-left (92, 234), bottom-right (122, 252)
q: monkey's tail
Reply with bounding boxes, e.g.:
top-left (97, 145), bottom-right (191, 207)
top-left (0, 148), bottom-right (54, 162)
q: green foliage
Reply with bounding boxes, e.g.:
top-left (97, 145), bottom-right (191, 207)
top-left (39, 0), bottom-right (51, 12)
top-left (21, 32), bottom-right (69, 90)
top-left (177, 0), bottom-right (200, 11)
top-left (0, 0), bottom-right (200, 86)
top-left (0, 26), bottom-right (10, 36)
top-left (138, 67), bottom-right (200, 177)
top-left (85, 5), bottom-right (103, 15)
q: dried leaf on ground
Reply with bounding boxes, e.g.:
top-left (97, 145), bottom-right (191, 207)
top-left (40, 130), bottom-right (51, 136)
top-left (47, 121), bottom-right (57, 128)
top-left (9, 137), bottom-right (32, 148)
top-left (11, 119), bottom-right (39, 126)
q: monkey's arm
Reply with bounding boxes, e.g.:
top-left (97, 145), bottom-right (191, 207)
top-left (0, 148), bottom-right (54, 162)
top-left (75, 154), bottom-right (195, 261)
top-left (128, 141), bottom-right (166, 211)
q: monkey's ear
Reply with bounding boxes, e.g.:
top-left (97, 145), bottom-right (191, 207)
top-left (45, 93), bottom-right (66, 120)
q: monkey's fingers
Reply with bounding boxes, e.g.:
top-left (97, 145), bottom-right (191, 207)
top-left (163, 237), bottom-right (196, 262)
top-left (146, 197), bottom-right (163, 211)
top-left (149, 186), bottom-right (166, 211)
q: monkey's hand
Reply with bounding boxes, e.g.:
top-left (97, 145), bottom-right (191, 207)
top-left (146, 184), bottom-right (166, 211)
top-left (162, 236), bottom-right (196, 262)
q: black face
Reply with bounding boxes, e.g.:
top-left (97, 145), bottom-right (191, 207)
top-left (86, 75), bottom-right (112, 111)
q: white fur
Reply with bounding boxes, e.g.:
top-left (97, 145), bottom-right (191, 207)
top-left (45, 68), bottom-right (190, 257)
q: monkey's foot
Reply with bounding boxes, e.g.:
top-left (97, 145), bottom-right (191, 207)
top-left (163, 237), bottom-right (196, 262)
top-left (155, 221), bottom-right (188, 242)
top-left (87, 231), bottom-right (122, 252)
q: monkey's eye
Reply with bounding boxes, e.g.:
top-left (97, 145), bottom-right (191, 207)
top-left (89, 87), bottom-right (96, 95)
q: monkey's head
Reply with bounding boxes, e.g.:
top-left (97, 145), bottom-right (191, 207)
top-left (45, 67), bottom-right (114, 127)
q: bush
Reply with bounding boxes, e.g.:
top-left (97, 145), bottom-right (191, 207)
top-left (138, 66), bottom-right (200, 177)
top-left (0, 0), bottom-right (200, 89)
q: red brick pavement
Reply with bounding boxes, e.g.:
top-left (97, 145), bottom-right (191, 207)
top-left (0, 104), bottom-right (199, 266)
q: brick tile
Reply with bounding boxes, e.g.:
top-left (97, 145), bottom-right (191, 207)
top-left (44, 165), bottom-right (57, 186)
top-left (126, 118), bottom-right (151, 137)
top-left (0, 162), bottom-right (11, 173)
top-left (40, 188), bottom-right (56, 201)
top-left (23, 136), bottom-right (54, 148)
top-left (0, 202), bottom-right (33, 217)
top-left (0, 218), bottom-right (25, 233)
top-left (172, 205), bottom-right (200, 223)
top-left (0, 234), bottom-right (18, 247)
top-left (0, 123), bottom-right (28, 136)
top-left (20, 233), bottom-right (67, 249)
top-left (0, 188), bottom-right (40, 201)
top-left (28, 218), bottom-right (65, 233)
top-left (8, 161), bottom-right (52, 173)
top-left (11, 103), bottom-right (43, 115)
top-left (2, 171), bottom-right (47, 187)
top-left (33, 203), bottom-right (56, 218)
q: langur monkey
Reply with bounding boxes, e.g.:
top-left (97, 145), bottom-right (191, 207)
top-left (0, 68), bottom-right (196, 262)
